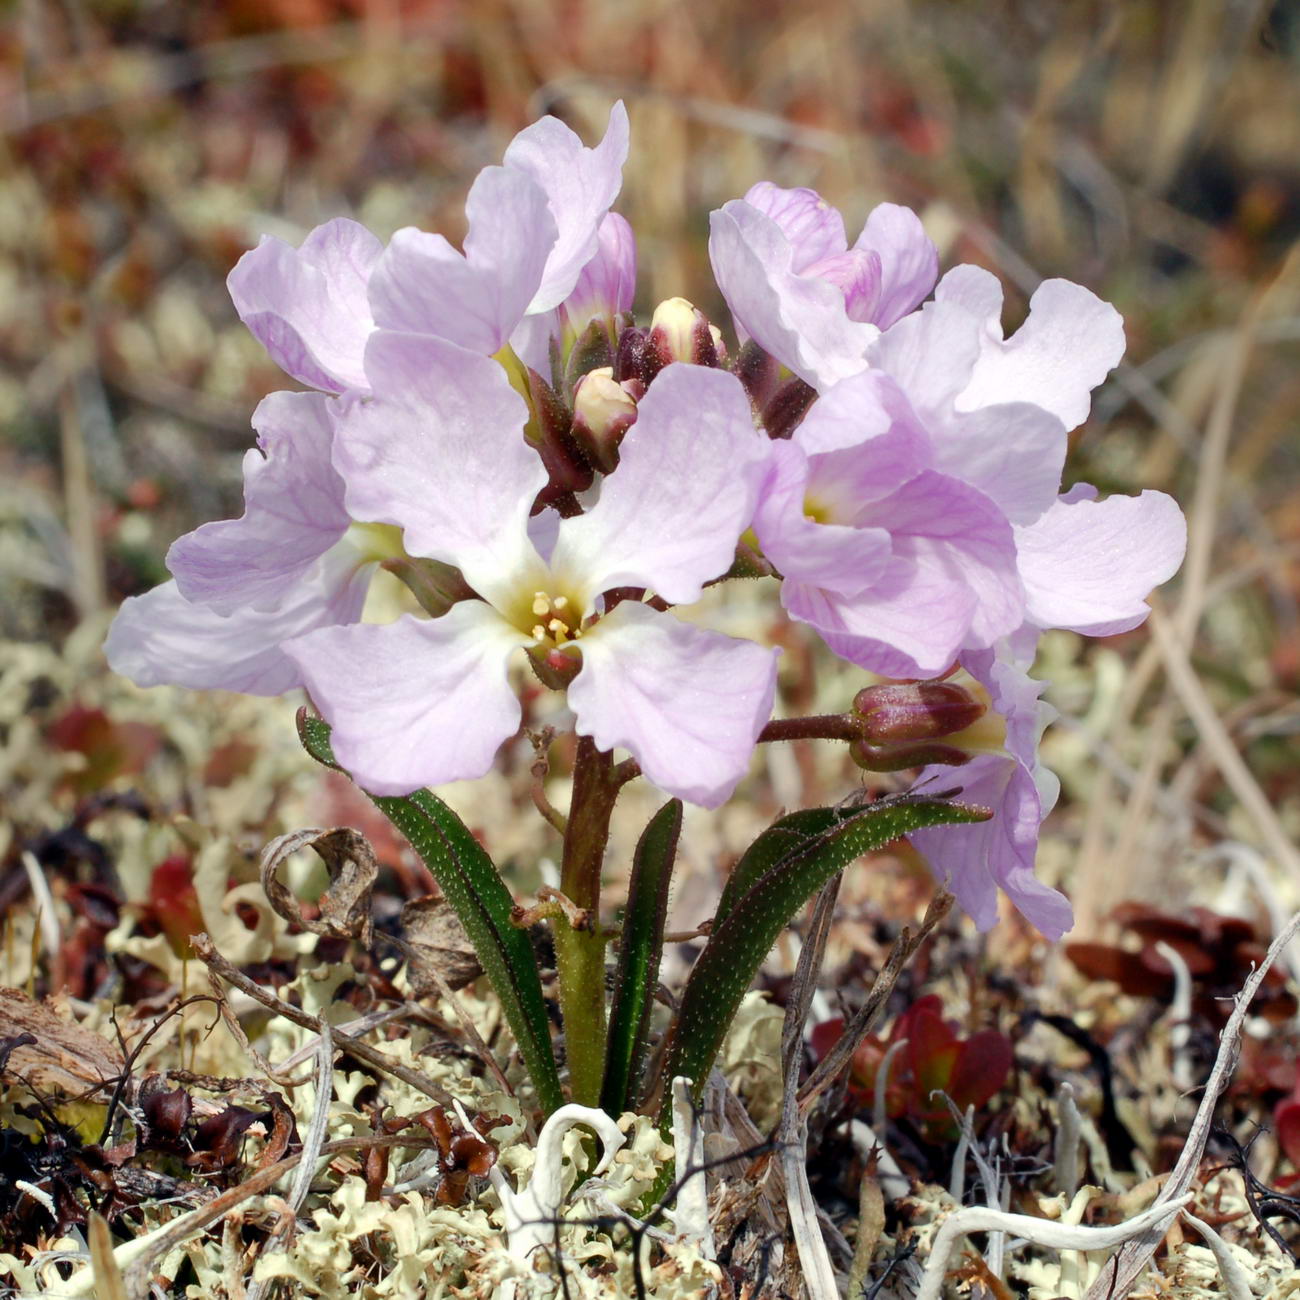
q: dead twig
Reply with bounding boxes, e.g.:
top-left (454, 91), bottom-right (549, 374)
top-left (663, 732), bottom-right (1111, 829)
top-left (797, 892), bottom-right (953, 1115)
top-left (191, 934), bottom-right (454, 1108)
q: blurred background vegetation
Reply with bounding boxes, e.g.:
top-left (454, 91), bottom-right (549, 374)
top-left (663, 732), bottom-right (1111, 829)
top-left (5, 0), bottom-right (1300, 939)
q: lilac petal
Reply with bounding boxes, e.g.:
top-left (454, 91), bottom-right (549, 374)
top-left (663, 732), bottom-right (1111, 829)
top-left (509, 310), bottom-right (561, 378)
top-left (709, 201), bottom-right (880, 390)
top-left (337, 332), bottom-right (546, 605)
top-left (911, 755), bottom-right (1072, 940)
top-left (504, 102), bottom-right (631, 313)
top-left (551, 366), bottom-right (767, 604)
top-left (784, 471), bottom-right (1022, 677)
top-left (285, 604), bottom-right (528, 796)
top-left (802, 249), bottom-right (883, 323)
top-left (743, 183), bottom-right (848, 271)
top-left (569, 601), bottom-right (778, 808)
top-left (794, 371), bottom-right (930, 486)
top-left (368, 168), bottom-right (556, 355)
top-left (953, 277), bottom-right (1126, 431)
top-left (867, 296), bottom-right (983, 422)
top-left (1017, 489), bottom-right (1186, 635)
top-left (227, 218), bottom-right (381, 393)
top-left (562, 211), bottom-right (637, 336)
top-left (167, 391), bottom-right (349, 614)
top-left (853, 203), bottom-right (939, 328)
top-left (104, 546), bottom-right (371, 697)
top-left (933, 263), bottom-right (1005, 318)
top-left (753, 442), bottom-right (892, 597)
top-left (928, 400), bottom-right (1068, 525)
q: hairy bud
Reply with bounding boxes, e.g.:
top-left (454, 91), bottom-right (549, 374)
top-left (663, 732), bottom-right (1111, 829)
top-left (852, 681), bottom-right (987, 744)
top-left (649, 297), bottom-right (721, 368)
top-left (571, 367), bottom-right (639, 473)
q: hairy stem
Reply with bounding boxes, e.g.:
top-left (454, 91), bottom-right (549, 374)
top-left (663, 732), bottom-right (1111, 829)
top-left (758, 713), bottom-right (864, 744)
top-left (554, 736), bottom-right (619, 1105)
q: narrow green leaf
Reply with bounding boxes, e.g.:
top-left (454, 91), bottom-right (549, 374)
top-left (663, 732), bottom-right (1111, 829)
top-left (712, 808), bottom-right (839, 930)
top-left (660, 795), bottom-right (989, 1126)
top-left (297, 711), bottom-right (563, 1114)
top-left (601, 799), bottom-right (682, 1116)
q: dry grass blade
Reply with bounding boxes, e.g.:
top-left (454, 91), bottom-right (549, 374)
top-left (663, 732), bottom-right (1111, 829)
top-left (88, 1211), bottom-right (129, 1300)
top-left (777, 876), bottom-right (842, 1300)
top-left (797, 891), bottom-right (953, 1114)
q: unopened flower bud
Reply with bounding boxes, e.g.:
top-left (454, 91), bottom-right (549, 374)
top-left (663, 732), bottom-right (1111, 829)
top-left (849, 738), bottom-right (971, 772)
top-left (852, 681), bottom-right (987, 744)
top-left (614, 325), bottom-right (656, 388)
top-left (761, 375), bottom-right (817, 440)
top-left (525, 368), bottom-right (593, 501)
top-left (649, 297), bottom-right (719, 368)
top-left (572, 367), bottom-right (638, 473)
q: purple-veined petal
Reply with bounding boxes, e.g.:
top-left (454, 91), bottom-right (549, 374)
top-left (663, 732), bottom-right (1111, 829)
top-left (753, 441), bottom-right (892, 597)
top-left (911, 755), bottom-right (1072, 939)
top-left (784, 471), bottom-right (1023, 677)
top-left (1016, 489), bottom-right (1186, 634)
top-left (953, 277), bottom-right (1125, 431)
top-left (801, 249), bottom-right (883, 323)
top-left (551, 365), bottom-right (767, 604)
top-left (227, 218), bottom-right (381, 393)
top-left (285, 603), bottom-right (529, 796)
top-left (853, 203), bottom-right (939, 328)
top-left (794, 370), bottom-right (931, 482)
top-left (562, 211), bottom-right (637, 336)
top-left (743, 183), bottom-right (848, 271)
top-left (368, 168), bottom-right (556, 355)
top-left (568, 601), bottom-right (778, 808)
top-left (709, 201), bottom-right (880, 390)
top-left (167, 391), bottom-right (350, 614)
top-left (104, 544), bottom-right (372, 697)
top-left (504, 101), bottom-right (631, 313)
top-left (337, 332), bottom-right (547, 605)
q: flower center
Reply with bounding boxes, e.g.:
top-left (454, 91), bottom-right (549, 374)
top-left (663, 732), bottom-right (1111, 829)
top-left (529, 590), bottom-right (581, 645)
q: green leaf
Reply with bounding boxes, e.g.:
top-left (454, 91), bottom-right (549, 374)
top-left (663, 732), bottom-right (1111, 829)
top-left (297, 711), bottom-right (563, 1115)
top-left (660, 795), bottom-right (989, 1127)
top-left (601, 799), bottom-right (682, 1116)
top-left (712, 808), bottom-right (839, 930)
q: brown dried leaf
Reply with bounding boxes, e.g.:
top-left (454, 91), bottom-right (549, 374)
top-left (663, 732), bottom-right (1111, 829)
top-left (401, 897), bottom-right (482, 994)
top-left (259, 827), bottom-right (377, 946)
top-left (0, 988), bottom-right (124, 1096)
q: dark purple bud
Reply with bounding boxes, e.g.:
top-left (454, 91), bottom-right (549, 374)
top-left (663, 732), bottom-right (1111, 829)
top-left (525, 367), bottom-right (593, 501)
top-left (614, 325), bottom-right (657, 388)
top-left (852, 681), bottom-right (987, 744)
top-left (849, 738), bottom-right (972, 772)
top-left (761, 376), bottom-right (817, 440)
top-left (735, 339), bottom-right (781, 407)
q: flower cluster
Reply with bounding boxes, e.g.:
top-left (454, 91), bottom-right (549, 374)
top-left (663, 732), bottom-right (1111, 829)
top-left (107, 103), bottom-right (1185, 939)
